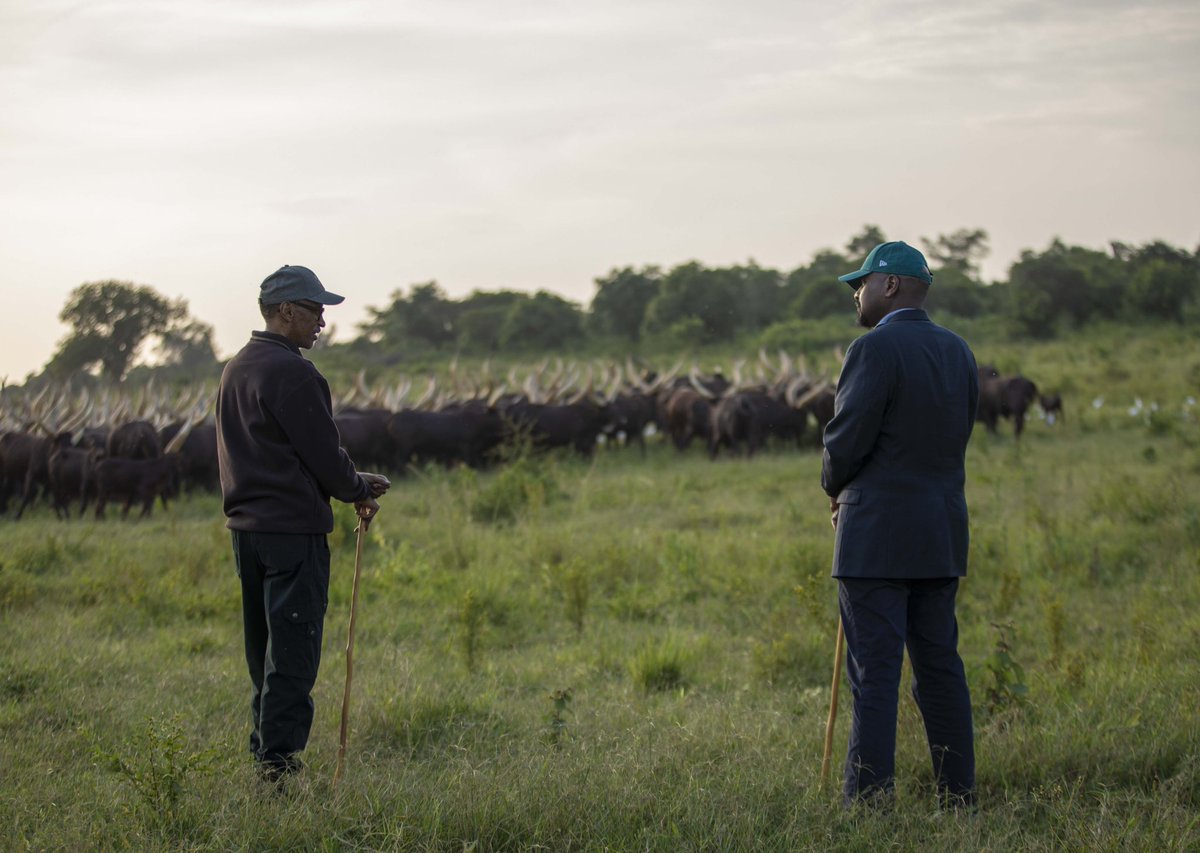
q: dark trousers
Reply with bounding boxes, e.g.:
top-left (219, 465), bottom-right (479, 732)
top-left (838, 577), bottom-right (975, 805)
top-left (232, 531), bottom-right (330, 771)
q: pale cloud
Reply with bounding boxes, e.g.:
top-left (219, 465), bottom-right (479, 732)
top-left (0, 0), bottom-right (1197, 380)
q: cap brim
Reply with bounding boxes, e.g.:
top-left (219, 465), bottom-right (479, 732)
top-left (312, 291), bottom-right (345, 305)
top-left (837, 270), bottom-right (869, 289)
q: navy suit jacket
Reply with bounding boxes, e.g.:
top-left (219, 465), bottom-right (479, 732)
top-left (822, 309), bottom-right (979, 579)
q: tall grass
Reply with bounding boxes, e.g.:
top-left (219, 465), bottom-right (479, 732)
top-left (1, 328), bottom-right (1198, 850)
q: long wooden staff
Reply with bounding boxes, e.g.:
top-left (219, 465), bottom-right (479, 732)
top-left (820, 616), bottom-right (846, 787)
top-left (334, 516), bottom-right (369, 785)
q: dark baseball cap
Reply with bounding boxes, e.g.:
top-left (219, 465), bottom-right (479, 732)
top-left (838, 241), bottom-right (933, 289)
top-left (259, 265), bottom-right (345, 306)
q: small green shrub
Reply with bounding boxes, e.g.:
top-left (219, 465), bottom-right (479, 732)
top-left (750, 631), bottom-right (828, 687)
top-left (90, 714), bottom-right (217, 824)
top-left (630, 636), bottom-right (690, 693)
top-left (560, 563), bottom-right (590, 636)
top-left (0, 566), bottom-right (38, 610)
top-left (1087, 474), bottom-right (1176, 525)
top-left (374, 692), bottom-right (498, 758)
top-left (981, 622), bottom-right (1028, 715)
top-left (7, 536), bottom-right (76, 575)
top-left (470, 457), bottom-right (557, 524)
top-left (1045, 596), bottom-right (1066, 663)
top-left (0, 661), bottom-right (43, 701)
top-left (547, 688), bottom-right (572, 747)
top-left (460, 588), bottom-right (485, 673)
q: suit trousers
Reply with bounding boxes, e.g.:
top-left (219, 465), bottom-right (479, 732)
top-left (232, 530), bottom-right (330, 771)
top-left (838, 577), bottom-right (975, 805)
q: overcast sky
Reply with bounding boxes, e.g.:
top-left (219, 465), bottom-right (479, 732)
top-left (1, 0), bottom-right (1197, 380)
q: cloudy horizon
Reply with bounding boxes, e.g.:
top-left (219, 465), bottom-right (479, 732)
top-left (2, 0), bottom-right (1197, 380)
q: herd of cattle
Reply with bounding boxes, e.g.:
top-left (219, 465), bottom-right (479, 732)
top-left (0, 353), bottom-right (1051, 521)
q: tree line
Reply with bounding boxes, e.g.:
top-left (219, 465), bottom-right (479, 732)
top-left (28, 226), bottom-right (1200, 384)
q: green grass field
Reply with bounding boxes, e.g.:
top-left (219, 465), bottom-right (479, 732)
top-left (2, 328), bottom-right (1199, 851)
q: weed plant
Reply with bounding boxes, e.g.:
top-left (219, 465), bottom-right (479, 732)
top-left (1, 328), bottom-right (1198, 849)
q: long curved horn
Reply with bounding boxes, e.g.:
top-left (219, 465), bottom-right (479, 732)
top-left (414, 375), bottom-right (438, 410)
top-left (164, 410), bottom-right (199, 454)
top-left (793, 380), bottom-right (831, 411)
top-left (795, 354), bottom-right (810, 379)
top-left (785, 377), bottom-right (803, 408)
top-left (32, 414), bottom-right (57, 438)
top-left (523, 374), bottom-right (541, 405)
top-left (688, 367), bottom-right (715, 400)
top-left (624, 357), bottom-right (648, 392)
top-left (653, 361), bottom-right (682, 393)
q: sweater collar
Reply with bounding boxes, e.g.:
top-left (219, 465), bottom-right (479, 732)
top-left (250, 330), bottom-right (302, 355)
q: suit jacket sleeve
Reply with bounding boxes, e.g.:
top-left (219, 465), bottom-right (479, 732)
top-left (966, 350), bottom-right (980, 435)
top-left (821, 336), bottom-right (890, 498)
top-left (273, 373), bottom-right (370, 504)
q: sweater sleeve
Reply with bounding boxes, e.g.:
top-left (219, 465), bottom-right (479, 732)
top-left (272, 371), bottom-right (370, 504)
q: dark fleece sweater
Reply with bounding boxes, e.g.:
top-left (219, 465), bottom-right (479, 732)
top-left (217, 331), bottom-right (368, 534)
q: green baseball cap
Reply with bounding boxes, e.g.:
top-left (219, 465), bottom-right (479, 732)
top-left (838, 241), bottom-right (933, 289)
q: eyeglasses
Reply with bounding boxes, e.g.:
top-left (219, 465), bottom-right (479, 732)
top-left (290, 301), bottom-right (325, 320)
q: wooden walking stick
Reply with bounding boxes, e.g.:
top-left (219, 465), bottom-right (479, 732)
top-left (820, 616), bottom-right (846, 787)
top-left (334, 514), bottom-right (370, 785)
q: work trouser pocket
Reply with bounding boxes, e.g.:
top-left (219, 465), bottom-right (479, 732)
top-left (259, 534), bottom-right (330, 679)
top-left (269, 609), bottom-right (325, 679)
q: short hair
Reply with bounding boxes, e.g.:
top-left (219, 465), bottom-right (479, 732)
top-left (259, 300), bottom-right (281, 321)
top-left (895, 275), bottom-right (931, 301)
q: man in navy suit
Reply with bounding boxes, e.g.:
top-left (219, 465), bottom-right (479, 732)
top-left (822, 241), bottom-right (979, 807)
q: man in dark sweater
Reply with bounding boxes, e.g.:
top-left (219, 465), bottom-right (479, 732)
top-left (217, 264), bottom-right (390, 784)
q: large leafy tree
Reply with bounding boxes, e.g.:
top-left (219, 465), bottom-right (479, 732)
top-left (726, 261), bottom-right (784, 332)
top-left (918, 229), bottom-right (990, 318)
top-left (499, 291), bottom-right (585, 351)
top-left (1119, 243), bottom-right (1197, 320)
top-left (1007, 239), bottom-right (1122, 336)
top-left (157, 318), bottom-right (217, 369)
top-left (642, 261), bottom-right (740, 342)
top-left (845, 224), bottom-right (887, 260)
top-left (456, 290), bottom-right (530, 353)
top-left (921, 228), bottom-right (990, 277)
top-left (47, 280), bottom-right (185, 381)
top-left (360, 281), bottom-right (457, 349)
top-left (590, 266), bottom-right (661, 342)
top-left (924, 266), bottom-right (986, 318)
top-left (786, 249), bottom-right (854, 319)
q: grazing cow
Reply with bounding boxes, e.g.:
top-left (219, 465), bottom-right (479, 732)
top-left (93, 455), bottom-right (182, 519)
top-left (387, 404), bottom-right (505, 470)
top-left (804, 386), bottom-right (837, 436)
top-left (709, 390), bottom-right (808, 459)
top-left (159, 420), bottom-right (219, 493)
top-left (663, 388), bottom-right (713, 451)
top-left (977, 365), bottom-right (1039, 439)
top-left (1040, 394), bottom-right (1064, 425)
top-left (500, 399), bottom-right (609, 457)
top-left (601, 390), bottom-right (656, 455)
top-left (334, 408), bottom-right (397, 473)
top-left (107, 420), bottom-right (161, 459)
top-left (76, 426), bottom-right (110, 453)
top-left (1, 431), bottom-right (52, 519)
top-left (46, 433), bottom-right (96, 519)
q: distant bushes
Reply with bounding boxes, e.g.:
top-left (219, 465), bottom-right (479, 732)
top-left (346, 230), bottom-right (1197, 368)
